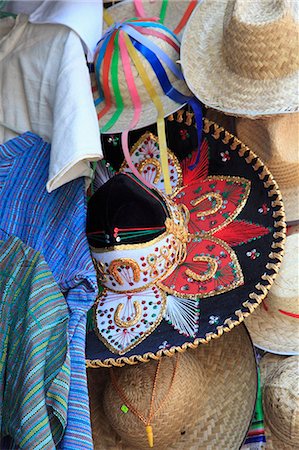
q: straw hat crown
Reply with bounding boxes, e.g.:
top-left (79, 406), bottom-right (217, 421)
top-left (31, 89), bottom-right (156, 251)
top-left (223, 0), bottom-right (299, 81)
top-left (181, 0), bottom-right (299, 116)
top-left (263, 356), bottom-right (299, 447)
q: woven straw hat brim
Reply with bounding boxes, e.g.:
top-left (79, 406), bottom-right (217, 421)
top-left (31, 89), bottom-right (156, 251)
top-left (245, 304), bottom-right (299, 355)
top-left (88, 323), bottom-right (257, 450)
top-left (103, 0), bottom-right (195, 38)
top-left (181, 1), bottom-right (299, 117)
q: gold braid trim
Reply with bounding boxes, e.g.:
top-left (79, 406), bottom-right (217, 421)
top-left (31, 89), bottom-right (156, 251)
top-left (86, 118), bottom-right (286, 369)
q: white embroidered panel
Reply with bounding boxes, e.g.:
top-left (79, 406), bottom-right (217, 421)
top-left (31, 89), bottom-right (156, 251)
top-left (165, 295), bottom-right (200, 338)
top-left (95, 286), bottom-right (166, 354)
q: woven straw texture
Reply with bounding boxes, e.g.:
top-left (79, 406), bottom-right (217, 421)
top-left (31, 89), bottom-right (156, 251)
top-left (93, 21), bottom-right (191, 134)
top-left (259, 353), bottom-right (292, 449)
top-left (263, 356), bottom-right (299, 449)
top-left (104, 0), bottom-right (196, 37)
top-left (245, 233), bottom-right (299, 355)
top-left (181, 0), bottom-right (299, 117)
top-left (88, 324), bottom-right (257, 450)
top-left (236, 114), bottom-right (299, 222)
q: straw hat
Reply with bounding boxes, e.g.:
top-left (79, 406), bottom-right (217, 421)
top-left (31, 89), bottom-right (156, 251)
top-left (92, 18), bottom-right (191, 134)
top-left (103, 0), bottom-right (198, 38)
top-left (88, 323), bottom-right (258, 450)
top-left (245, 233), bottom-right (299, 355)
top-left (261, 356), bottom-right (299, 449)
top-left (181, 0), bottom-right (299, 117)
top-left (235, 114), bottom-right (299, 223)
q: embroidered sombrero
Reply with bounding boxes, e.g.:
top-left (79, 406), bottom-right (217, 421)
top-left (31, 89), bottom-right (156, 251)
top-left (85, 119), bottom-right (286, 368)
top-left (103, 0), bottom-right (198, 38)
top-left (245, 232), bottom-right (299, 356)
top-left (181, 0), bottom-right (299, 117)
top-left (88, 324), bottom-right (257, 450)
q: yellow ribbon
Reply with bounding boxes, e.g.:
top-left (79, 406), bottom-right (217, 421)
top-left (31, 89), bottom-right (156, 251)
top-left (124, 34), bottom-right (172, 195)
top-left (103, 9), bottom-right (114, 26)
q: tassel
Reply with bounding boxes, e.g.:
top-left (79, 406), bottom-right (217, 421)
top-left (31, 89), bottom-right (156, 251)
top-left (146, 425), bottom-right (154, 448)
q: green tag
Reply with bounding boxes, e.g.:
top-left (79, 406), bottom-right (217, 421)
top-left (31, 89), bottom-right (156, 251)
top-left (121, 404), bottom-right (129, 414)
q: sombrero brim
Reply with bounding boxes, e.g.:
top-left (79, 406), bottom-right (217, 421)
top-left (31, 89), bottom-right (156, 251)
top-left (88, 324), bottom-right (257, 450)
top-left (245, 301), bottom-right (299, 355)
top-left (103, 0), bottom-right (197, 38)
top-left (181, 1), bottom-right (299, 117)
top-left (86, 119), bottom-right (286, 367)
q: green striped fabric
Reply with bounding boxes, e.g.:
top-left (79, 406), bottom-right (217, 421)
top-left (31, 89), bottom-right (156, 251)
top-left (0, 236), bottom-right (70, 449)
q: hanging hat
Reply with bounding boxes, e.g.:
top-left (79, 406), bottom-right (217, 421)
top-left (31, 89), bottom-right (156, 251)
top-left (85, 118), bottom-right (285, 367)
top-left (245, 232), bottom-right (299, 356)
top-left (235, 114), bottom-right (299, 223)
top-left (88, 324), bottom-right (257, 450)
top-left (103, 0), bottom-right (198, 38)
top-left (92, 18), bottom-right (192, 134)
top-left (92, 16), bottom-right (202, 195)
top-left (181, 0), bottom-right (299, 117)
top-left (261, 356), bottom-right (299, 449)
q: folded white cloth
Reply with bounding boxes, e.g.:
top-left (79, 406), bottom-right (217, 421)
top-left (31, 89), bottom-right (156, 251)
top-left (0, 15), bottom-right (102, 191)
top-left (4, 0), bottom-right (103, 61)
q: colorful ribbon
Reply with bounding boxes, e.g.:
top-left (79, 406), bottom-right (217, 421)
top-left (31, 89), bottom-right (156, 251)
top-left (94, 19), bottom-right (203, 194)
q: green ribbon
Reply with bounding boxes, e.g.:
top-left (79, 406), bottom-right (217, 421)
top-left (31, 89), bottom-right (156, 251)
top-left (101, 31), bottom-right (124, 132)
top-left (159, 0), bottom-right (168, 24)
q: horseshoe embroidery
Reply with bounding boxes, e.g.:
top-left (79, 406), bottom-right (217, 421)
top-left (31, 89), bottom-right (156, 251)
top-left (190, 192), bottom-right (223, 217)
top-left (109, 258), bottom-right (141, 285)
top-left (114, 301), bottom-right (142, 328)
top-left (185, 256), bottom-right (218, 282)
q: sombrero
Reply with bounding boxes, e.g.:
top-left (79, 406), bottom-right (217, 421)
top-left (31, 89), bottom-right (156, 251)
top-left (85, 119), bottom-right (286, 367)
top-left (181, 0), bottom-right (299, 117)
top-left (245, 232), bottom-right (299, 355)
top-left (261, 356), bottom-right (299, 449)
top-left (88, 324), bottom-right (257, 450)
top-left (236, 114), bottom-right (299, 223)
top-left (103, 0), bottom-right (198, 38)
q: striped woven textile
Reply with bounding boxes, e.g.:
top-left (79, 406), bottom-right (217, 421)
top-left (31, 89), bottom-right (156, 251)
top-left (0, 236), bottom-right (70, 449)
top-left (242, 368), bottom-right (266, 449)
top-left (0, 132), bottom-right (98, 449)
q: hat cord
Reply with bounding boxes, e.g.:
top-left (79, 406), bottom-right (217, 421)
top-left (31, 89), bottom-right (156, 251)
top-left (109, 354), bottom-right (180, 448)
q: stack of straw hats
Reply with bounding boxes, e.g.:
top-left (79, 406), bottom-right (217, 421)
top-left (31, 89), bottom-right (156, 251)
top-left (181, 0), bottom-right (299, 224)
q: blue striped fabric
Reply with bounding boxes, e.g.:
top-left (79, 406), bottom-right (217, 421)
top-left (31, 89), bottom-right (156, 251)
top-left (0, 132), bottom-right (98, 449)
top-left (0, 236), bottom-right (70, 449)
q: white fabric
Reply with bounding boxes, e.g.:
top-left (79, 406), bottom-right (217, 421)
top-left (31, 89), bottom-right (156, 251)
top-left (0, 15), bottom-right (102, 191)
top-left (4, 0), bottom-right (103, 61)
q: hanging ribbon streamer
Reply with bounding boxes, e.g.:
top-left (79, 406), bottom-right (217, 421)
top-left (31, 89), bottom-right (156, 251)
top-left (173, 1), bottom-right (198, 35)
top-left (124, 33), bottom-right (172, 194)
top-left (118, 32), bottom-right (153, 188)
